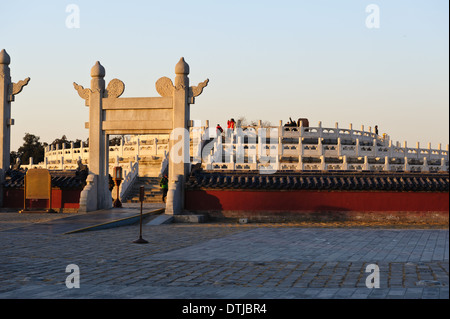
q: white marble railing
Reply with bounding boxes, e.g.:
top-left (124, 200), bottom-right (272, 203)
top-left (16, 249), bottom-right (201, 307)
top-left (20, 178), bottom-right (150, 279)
top-left (22, 135), bottom-right (169, 171)
top-left (111, 159), bottom-right (139, 201)
top-left (19, 135), bottom-right (169, 202)
top-left (18, 121), bottom-right (449, 174)
top-left (42, 135), bottom-right (169, 165)
top-left (197, 121), bottom-right (449, 172)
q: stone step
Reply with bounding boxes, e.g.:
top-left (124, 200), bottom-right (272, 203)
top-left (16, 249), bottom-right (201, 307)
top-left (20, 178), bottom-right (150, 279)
top-left (128, 189), bottom-right (162, 195)
top-left (130, 187), bottom-right (160, 192)
top-left (128, 192), bottom-right (162, 197)
top-left (131, 182), bottom-right (160, 187)
top-left (129, 192), bottom-right (162, 198)
top-left (124, 176), bottom-right (164, 203)
top-left (128, 199), bottom-right (161, 203)
top-left (133, 178), bottom-right (159, 182)
top-left (129, 189), bottom-right (162, 195)
top-left (127, 196), bottom-right (164, 203)
top-left (129, 197), bottom-right (164, 203)
top-left (137, 177), bottom-right (160, 181)
top-left (131, 181), bottom-right (160, 187)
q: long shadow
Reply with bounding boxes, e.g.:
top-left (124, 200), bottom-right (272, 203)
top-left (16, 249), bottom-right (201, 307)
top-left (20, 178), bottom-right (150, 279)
top-left (185, 189), bottom-right (223, 221)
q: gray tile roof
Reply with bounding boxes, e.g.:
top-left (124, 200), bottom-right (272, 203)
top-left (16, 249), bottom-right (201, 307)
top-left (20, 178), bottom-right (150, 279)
top-left (186, 170), bottom-right (449, 192)
top-left (2, 170), bottom-right (87, 189)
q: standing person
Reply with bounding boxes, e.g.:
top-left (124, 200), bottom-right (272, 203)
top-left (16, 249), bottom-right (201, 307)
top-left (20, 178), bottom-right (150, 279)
top-left (229, 118), bottom-right (236, 139)
top-left (227, 118), bottom-right (235, 138)
top-left (375, 125), bottom-right (379, 135)
top-left (160, 173), bottom-right (168, 203)
top-left (216, 124), bottom-right (224, 136)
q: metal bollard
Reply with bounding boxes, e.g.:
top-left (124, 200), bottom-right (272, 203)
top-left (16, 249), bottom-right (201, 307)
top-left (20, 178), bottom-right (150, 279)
top-left (132, 186), bottom-right (148, 244)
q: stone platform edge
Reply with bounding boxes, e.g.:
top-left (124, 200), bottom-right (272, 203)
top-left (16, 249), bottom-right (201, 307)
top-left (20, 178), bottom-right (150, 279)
top-left (64, 208), bottom-right (165, 234)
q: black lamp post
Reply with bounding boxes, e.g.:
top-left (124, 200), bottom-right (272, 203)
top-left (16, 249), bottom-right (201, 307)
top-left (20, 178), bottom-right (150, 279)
top-left (113, 166), bottom-right (123, 208)
top-left (133, 186), bottom-right (148, 244)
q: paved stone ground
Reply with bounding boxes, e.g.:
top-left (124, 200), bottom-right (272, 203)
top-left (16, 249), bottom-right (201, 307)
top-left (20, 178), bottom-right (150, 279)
top-left (0, 212), bottom-right (448, 301)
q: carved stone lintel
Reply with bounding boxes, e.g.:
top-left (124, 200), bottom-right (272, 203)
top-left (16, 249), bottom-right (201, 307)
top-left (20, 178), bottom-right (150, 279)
top-left (8, 77), bottom-right (30, 101)
top-left (73, 82), bottom-right (92, 101)
top-left (155, 77), bottom-right (174, 97)
top-left (189, 79), bottom-right (209, 98)
top-left (104, 78), bottom-right (125, 98)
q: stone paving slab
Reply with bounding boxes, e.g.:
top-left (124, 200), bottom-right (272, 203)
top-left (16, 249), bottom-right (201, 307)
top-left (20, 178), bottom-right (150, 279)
top-left (0, 204), bottom-right (164, 234)
top-left (146, 228), bottom-right (449, 263)
top-left (0, 214), bottom-right (448, 300)
top-left (0, 282), bottom-right (447, 300)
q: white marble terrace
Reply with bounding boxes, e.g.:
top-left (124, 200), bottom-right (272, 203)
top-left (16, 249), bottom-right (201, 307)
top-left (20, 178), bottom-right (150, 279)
top-left (195, 120), bottom-right (449, 173)
top-left (23, 120), bottom-right (448, 174)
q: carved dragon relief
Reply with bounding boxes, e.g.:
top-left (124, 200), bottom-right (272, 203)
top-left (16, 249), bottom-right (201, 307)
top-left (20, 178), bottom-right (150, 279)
top-left (189, 78), bottom-right (209, 104)
top-left (73, 78), bottom-right (125, 102)
top-left (73, 82), bottom-right (91, 101)
top-left (189, 79), bottom-right (209, 98)
top-left (8, 77), bottom-right (30, 102)
top-left (155, 76), bottom-right (209, 104)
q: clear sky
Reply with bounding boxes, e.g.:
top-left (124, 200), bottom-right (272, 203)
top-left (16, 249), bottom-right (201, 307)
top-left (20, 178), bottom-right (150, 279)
top-left (1, 0), bottom-right (448, 152)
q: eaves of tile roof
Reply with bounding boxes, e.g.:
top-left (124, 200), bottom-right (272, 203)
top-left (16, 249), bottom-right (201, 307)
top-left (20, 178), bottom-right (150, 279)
top-left (2, 170), bottom-right (87, 189)
top-left (186, 170), bottom-right (449, 192)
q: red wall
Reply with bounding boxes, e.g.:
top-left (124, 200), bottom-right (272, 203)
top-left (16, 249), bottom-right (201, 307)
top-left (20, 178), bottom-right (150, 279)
top-left (185, 189), bottom-right (449, 213)
top-left (3, 188), bottom-right (81, 209)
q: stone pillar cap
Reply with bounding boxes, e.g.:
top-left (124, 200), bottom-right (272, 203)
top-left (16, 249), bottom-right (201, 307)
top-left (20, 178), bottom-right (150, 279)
top-left (0, 49), bottom-right (11, 65)
top-left (91, 61), bottom-right (105, 78)
top-left (175, 57), bottom-right (189, 75)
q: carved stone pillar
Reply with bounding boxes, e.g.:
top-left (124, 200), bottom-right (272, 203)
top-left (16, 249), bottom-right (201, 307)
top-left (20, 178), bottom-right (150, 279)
top-left (73, 61), bottom-right (112, 211)
top-left (89, 62), bottom-right (111, 210)
top-left (0, 49), bottom-right (30, 173)
top-left (0, 50), bottom-right (30, 199)
top-left (156, 57), bottom-right (208, 214)
top-left (170, 58), bottom-right (190, 213)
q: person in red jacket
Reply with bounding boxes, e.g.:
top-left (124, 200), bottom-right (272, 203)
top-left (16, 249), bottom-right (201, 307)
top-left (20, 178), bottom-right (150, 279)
top-left (227, 118), bottom-right (236, 138)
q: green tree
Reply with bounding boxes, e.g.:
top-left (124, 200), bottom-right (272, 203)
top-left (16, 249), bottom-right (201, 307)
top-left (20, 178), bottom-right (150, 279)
top-left (237, 116), bottom-right (271, 127)
top-left (10, 151), bottom-right (19, 167)
top-left (50, 135), bottom-right (85, 149)
top-left (17, 133), bottom-right (46, 165)
top-left (109, 135), bottom-right (122, 146)
top-left (50, 135), bottom-right (70, 149)
top-left (73, 139), bottom-right (83, 148)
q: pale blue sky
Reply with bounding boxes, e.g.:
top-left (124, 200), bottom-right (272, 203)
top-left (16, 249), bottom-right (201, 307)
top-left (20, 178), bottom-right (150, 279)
top-left (1, 0), bottom-right (448, 151)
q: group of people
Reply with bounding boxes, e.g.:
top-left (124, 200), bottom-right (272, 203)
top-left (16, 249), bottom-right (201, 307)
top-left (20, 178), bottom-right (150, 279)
top-left (284, 117), bottom-right (298, 129)
top-left (283, 117), bottom-right (307, 131)
top-left (216, 118), bottom-right (236, 138)
top-left (283, 117), bottom-right (380, 136)
top-left (160, 117), bottom-right (235, 203)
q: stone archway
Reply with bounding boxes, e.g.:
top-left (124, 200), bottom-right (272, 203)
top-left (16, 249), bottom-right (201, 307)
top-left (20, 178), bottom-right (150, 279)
top-left (73, 57), bottom-right (208, 213)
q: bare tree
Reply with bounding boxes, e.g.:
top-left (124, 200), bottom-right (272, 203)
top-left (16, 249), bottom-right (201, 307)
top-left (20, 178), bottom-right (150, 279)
top-left (237, 116), bottom-right (271, 127)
